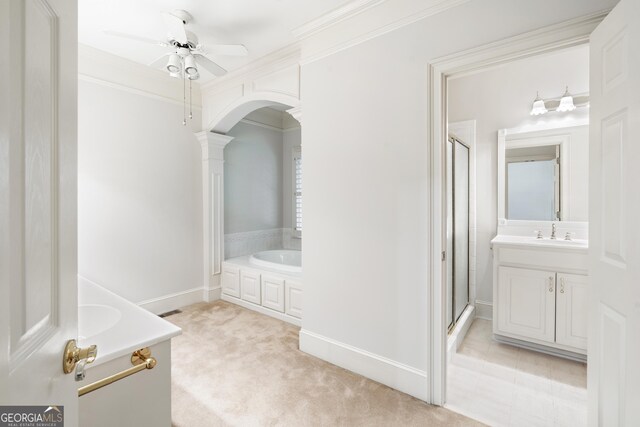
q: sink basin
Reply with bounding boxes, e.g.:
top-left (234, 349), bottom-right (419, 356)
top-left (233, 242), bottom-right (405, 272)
top-left (78, 304), bottom-right (122, 341)
top-left (491, 234), bottom-right (588, 249)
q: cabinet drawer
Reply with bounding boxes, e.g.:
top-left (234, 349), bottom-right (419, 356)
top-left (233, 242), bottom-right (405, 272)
top-left (240, 270), bottom-right (261, 305)
top-left (262, 275), bottom-right (285, 313)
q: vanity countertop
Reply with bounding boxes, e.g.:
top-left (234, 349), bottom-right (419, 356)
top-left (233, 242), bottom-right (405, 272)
top-left (78, 277), bottom-right (182, 368)
top-left (491, 234), bottom-right (588, 252)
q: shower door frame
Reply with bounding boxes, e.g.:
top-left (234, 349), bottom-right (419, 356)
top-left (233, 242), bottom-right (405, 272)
top-left (446, 136), bottom-right (470, 333)
top-left (426, 12), bottom-right (605, 406)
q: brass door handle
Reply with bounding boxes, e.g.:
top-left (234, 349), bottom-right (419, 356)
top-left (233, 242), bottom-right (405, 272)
top-left (63, 339), bottom-right (98, 380)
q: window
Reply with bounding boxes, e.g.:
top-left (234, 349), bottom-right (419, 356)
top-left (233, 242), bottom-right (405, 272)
top-left (293, 146), bottom-right (302, 236)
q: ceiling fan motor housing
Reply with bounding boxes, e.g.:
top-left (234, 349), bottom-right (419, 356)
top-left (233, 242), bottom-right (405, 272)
top-left (169, 30), bottom-right (198, 50)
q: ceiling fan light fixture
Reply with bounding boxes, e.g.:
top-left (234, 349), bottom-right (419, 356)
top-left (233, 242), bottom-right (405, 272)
top-left (166, 53), bottom-right (181, 73)
top-left (184, 55), bottom-right (198, 76)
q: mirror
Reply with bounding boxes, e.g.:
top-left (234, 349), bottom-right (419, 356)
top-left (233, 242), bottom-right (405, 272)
top-left (498, 123), bottom-right (588, 223)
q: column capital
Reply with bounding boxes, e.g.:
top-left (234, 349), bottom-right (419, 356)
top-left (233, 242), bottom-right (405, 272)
top-left (195, 131), bottom-right (235, 160)
top-left (286, 106), bottom-right (302, 124)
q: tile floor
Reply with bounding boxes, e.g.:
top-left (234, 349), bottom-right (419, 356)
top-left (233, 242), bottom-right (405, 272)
top-left (446, 318), bottom-right (587, 427)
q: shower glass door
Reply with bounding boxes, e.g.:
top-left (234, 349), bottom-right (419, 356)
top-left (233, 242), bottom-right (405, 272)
top-left (447, 137), bottom-right (470, 330)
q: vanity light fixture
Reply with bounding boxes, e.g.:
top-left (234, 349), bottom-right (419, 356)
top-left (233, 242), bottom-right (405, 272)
top-left (530, 92), bottom-right (548, 116)
top-left (556, 86), bottom-right (577, 112)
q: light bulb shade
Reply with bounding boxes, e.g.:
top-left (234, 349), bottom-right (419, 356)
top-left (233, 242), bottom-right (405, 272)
top-left (187, 71), bottom-right (199, 80)
top-left (184, 55), bottom-right (198, 76)
top-left (530, 96), bottom-right (547, 116)
top-left (166, 54), bottom-right (181, 73)
top-left (556, 92), bottom-right (576, 112)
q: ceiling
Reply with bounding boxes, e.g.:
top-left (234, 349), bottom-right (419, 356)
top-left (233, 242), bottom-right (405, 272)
top-left (78, 0), bottom-right (351, 83)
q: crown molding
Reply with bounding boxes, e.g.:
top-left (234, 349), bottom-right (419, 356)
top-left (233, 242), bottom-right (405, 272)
top-left (200, 43), bottom-right (301, 93)
top-left (292, 0), bottom-right (386, 40)
top-left (78, 74), bottom-right (202, 110)
top-left (299, 0), bottom-right (471, 65)
top-left (238, 118), bottom-right (285, 132)
top-left (79, 44), bottom-right (202, 108)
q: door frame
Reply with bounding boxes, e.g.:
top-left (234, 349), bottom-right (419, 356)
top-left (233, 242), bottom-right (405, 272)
top-left (426, 10), bottom-right (609, 405)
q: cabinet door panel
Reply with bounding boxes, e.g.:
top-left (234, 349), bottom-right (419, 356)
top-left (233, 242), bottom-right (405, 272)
top-left (497, 266), bottom-right (556, 343)
top-left (221, 265), bottom-right (240, 297)
top-left (240, 270), bottom-right (261, 304)
top-left (556, 273), bottom-right (588, 351)
top-left (262, 275), bottom-right (285, 312)
top-left (285, 280), bottom-right (303, 319)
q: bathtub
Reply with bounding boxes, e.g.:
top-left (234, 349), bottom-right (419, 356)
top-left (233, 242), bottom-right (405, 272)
top-left (249, 249), bottom-right (302, 273)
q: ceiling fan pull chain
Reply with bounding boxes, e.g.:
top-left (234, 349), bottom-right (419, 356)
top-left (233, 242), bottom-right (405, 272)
top-left (182, 66), bottom-right (186, 126)
top-left (189, 78), bottom-right (193, 120)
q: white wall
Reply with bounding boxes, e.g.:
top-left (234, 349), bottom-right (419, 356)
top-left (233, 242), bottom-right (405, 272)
top-left (299, 0), bottom-right (614, 398)
top-left (448, 45), bottom-right (589, 305)
top-left (78, 72), bottom-right (203, 307)
top-left (225, 122), bottom-right (285, 233)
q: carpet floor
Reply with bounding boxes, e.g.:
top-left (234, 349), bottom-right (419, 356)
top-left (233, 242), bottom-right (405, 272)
top-left (168, 301), bottom-right (481, 427)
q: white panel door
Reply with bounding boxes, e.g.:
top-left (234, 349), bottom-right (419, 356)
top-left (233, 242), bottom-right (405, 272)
top-left (221, 265), bottom-right (240, 298)
top-left (261, 275), bottom-right (285, 313)
top-left (589, 1), bottom-right (640, 425)
top-left (556, 273), bottom-right (588, 351)
top-left (0, 0), bottom-right (79, 422)
top-left (496, 267), bottom-right (556, 344)
top-left (285, 280), bottom-right (303, 319)
top-left (240, 270), bottom-right (261, 305)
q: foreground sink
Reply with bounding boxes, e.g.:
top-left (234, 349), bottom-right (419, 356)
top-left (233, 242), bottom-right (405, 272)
top-left (78, 304), bottom-right (122, 341)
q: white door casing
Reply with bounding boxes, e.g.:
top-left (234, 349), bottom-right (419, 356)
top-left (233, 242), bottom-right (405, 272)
top-left (589, 0), bottom-right (640, 425)
top-left (0, 0), bottom-right (78, 422)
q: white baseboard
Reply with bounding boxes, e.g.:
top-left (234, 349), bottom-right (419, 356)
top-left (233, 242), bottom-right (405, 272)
top-left (204, 286), bottom-right (222, 302)
top-left (137, 286), bottom-right (203, 315)
top-left (221, 294), bottom-right (301, 327)
top-left (474, 300), bottom-right (493, 320)
top-left (299, 329), bottom-right (428, 401)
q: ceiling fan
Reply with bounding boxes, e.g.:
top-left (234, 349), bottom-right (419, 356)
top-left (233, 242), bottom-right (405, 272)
top-left (104, 9), bottom-right (248, 79)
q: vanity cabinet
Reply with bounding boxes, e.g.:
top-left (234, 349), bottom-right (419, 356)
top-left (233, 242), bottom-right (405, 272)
top-left (492, 236), bottom-right (589, 357)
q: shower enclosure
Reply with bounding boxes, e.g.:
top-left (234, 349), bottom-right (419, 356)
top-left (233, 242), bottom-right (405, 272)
top-left (446, 136), bottom-right (470, 331)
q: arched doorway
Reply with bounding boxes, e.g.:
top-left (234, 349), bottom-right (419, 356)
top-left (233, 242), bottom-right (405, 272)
top-left (195, 94), bottom-right (301, 300)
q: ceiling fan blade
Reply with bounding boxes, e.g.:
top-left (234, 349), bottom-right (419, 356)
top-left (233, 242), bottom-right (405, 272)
top-left (162, 12), bottom-right (188, 44)
top-left (194, 54), bottom-right (227, 77)
top-left (149, 53), bottom-right (171, 69)
top-left (202, 44), bottom-right (248, 57)
top-left (103, 30), bottom-right (168, 47)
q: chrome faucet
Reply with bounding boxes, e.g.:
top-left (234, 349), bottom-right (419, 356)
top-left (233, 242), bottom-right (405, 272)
top-left (550, 223), bottom-right (557, 240)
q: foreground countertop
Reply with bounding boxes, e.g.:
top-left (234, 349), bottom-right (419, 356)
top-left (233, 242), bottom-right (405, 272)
top-left (78, 277), bottom-right (182, 368)
top-left (491, 234), bottom-right (588, 252)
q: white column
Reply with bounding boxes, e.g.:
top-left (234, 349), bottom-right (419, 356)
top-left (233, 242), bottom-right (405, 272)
top-left (195, 131), bottom-right (234, 302)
